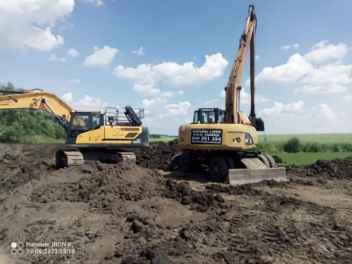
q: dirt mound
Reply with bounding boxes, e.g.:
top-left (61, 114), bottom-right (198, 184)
top-left (0, 144), bottom-right (352, 264)
top-left (30, 162), bottom-right (163, 210)
top-left (0, 144), bottom-right (57, 192)
top-left (289, 159), bottom-right (352, 179)
top-left (164, 180), bottom-right (226, 212)
top-left (136, 141), bottom-right (178, 170)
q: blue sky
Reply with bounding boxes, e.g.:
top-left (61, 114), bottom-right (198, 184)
top-left (1, 0), bottom-right (352, 134)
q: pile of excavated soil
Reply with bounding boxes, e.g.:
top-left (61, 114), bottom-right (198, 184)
top-left (136, 141), bottom-right (178, 170)
top-left (289, 159), bottom-right (352, 179)
top-left (0, 144), bottom-right (352, 264)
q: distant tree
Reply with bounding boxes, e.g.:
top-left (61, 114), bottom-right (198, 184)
top-left (0, 82), bottom-right (16, 91)
top-left (283, 138), bottom-right (301, 153)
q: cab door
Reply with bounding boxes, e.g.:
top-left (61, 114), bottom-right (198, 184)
top-left (103, 114), bottom-right (124, 143)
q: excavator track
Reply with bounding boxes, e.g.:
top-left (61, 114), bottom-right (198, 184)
top-left (118, 152), bottom-right (137, 163)
top-left (55, 150), bottom-right (84, 168)
top-left (55, 149), bottom-right (137, 168)
top-left (170, 151), bottom-right (287, 185)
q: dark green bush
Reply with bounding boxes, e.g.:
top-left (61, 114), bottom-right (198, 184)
top-left (283, 138), bottom-right (301, 153)
top-left (0, 110), bottom-right (65, 143)
top-left (302, 142), bottom-right (320, 152)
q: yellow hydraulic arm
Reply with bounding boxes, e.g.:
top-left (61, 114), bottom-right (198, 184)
top-left (225, 5), bottom-right (257, 124)
top-left (0, 89), bottom-right (73, 127)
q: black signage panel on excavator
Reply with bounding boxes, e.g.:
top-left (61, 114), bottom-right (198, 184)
top-left (191, 129), bottom-right (222, 144)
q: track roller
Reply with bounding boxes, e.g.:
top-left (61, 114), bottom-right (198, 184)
top-left (56, 150), bottom-right (84, 168)
top-left (118, 152), bottom-right (137, 163)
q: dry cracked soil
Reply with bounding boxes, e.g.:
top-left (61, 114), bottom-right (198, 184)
top-left (0, 143), bottom-right (352, 264)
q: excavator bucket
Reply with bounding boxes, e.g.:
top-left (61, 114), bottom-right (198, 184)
top-left (227, 157), bottom-right (287, 186)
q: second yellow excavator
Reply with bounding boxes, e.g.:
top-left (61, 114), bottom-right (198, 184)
top-left (170, 5), bottom-right (287, 185)
top-left (0, 89), bottom-right (149, 167)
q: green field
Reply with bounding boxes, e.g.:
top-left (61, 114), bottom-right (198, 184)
top-left (278, 152), bottom-right (352, 166)
top-left (259, 133), bottom-right (352, 165)
top-left (150, 133), bottom-right (352, 166)
top-left (150, 134), bottom-right (177, 142)
top-left (259, 133), bottom-right (352, 144)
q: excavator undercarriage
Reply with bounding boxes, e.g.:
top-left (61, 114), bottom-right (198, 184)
top-left (170, 150), bottom-right (286, 185)
top-left (55, 147), bottom-right (139, 168)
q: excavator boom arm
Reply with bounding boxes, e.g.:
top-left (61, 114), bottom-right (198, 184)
top-left (0, 90), bottom-right (73, 129)
top-left (225, 5), bottom-right (257, 124)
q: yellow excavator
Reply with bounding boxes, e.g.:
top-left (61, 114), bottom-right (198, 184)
top-left (170, 5), bottom-right (287, 185)
top-left (0, 89), bottom-right (149, 168)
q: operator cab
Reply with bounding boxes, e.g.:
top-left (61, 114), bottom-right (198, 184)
top-left (193, 108), bottom-right (225, 124)
top-left (67, 107), bottom-right (146, 144)
top-left (70, 112), bottom-right (103, 131)
top-left (70, 107), bottom-right (144, 131)
top-left (192, 108), bottom-right (265, 131)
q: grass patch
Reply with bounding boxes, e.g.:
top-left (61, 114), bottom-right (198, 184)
top-left (150, 134), bottom-right (177, 143)
top-left (259, 133), bottom-right (352, 144)
top-left (278, 152), bottom-right (352, 166)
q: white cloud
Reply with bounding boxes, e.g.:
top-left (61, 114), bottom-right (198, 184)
top-left (344, 94), bottom-right (352, 102)
top-left (132, 46), bottom-right (145, 56)
top-left (256, 53), bottom-right (313, 84)
top-left (140, 87), bottom-right (194, 133)
top-left (83, 46), bottom-right (119, 68)
top-left (305, 41), bottom-right (348, 64)
top-left (260, 100), bottom-right (304, 116)
top-left (256, 41), bottom-right (352, 95)
top-left (80, 0), bottom-right (104, 6)
top-left (280, 43), bottom-right (300, 51)
top-left (62, 92), bottom-right (107, 111)
top-left (299, 64), bottom-right (352, 94)
top-left (114, 53), bottom-right (228, 97)
top-left (0, 0), bottom-right (74, 51)
top-left (164, 101), bottom-right (191, 116)
top-left (319, 103), bottom-right (336, 120)
top-left (49, 54), bottom-right (66, 63)
top-left (219, 89), bottom-right (269, 110)
top-left (258, 102), bottom-right (351, 134)
top-left (255, 41), bottom-right (352, 133)
top-left (67, 48), bottom-right (80, 58)
top-left (24, 27), bottom-right (64, 51)
top-left (62, 92), bottom-right (73, 102)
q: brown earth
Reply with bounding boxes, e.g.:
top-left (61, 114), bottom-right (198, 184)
top-left (0, 143), bottom-right (352, 264)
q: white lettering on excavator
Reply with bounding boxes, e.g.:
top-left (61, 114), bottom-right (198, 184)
top-left (191, 129), bottom-right (222, 144)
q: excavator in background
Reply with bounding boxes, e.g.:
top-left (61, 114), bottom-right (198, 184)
top-left (0, 89), bottom-right (149, 168)
top-left (170, 5), bottom-right (287, 185)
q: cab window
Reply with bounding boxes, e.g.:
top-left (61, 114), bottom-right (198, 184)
top-left (193, 108), bottom-right (225, 124)
top-left (92, 114), bottom-right (101, 128)
top-left (71, 114), bottom-right (90, 129)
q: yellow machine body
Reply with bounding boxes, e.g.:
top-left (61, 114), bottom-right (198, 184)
top-left (178, 123), bottom-right (258, 151)
top-left (0, 89), bottom-right (148, 167)
top-left (170, 5), bottom-right (287, 185)
top-left (75, 126), bottom-right (143, 145)
top-left (0, 90), bottom-right (72, 121)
